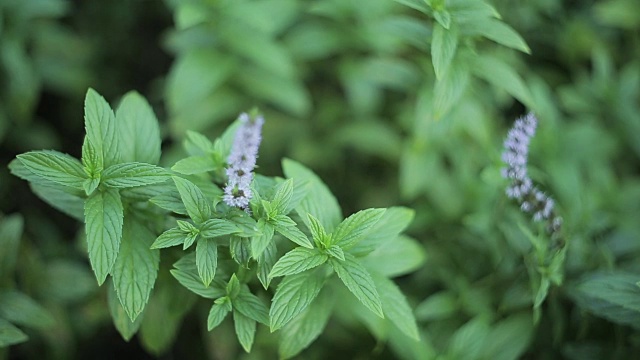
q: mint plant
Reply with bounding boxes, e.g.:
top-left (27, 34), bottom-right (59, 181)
top-left (9, 89), bottom-right (423, 357)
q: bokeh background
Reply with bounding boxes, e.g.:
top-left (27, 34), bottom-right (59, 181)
top-left (1, 0), bottom-right (639, 359)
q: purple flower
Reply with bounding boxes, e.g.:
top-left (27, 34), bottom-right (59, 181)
top-left (223, 112), bottom-right (264, 212)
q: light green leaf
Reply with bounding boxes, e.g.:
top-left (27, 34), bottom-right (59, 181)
top-left (196, 237), bottom-right (218, 287)
top-left (84, 188), bottom-right (123, 285)
top-left (272, 215), bottom-right (313, 248)
top-left (0, 291), bottom-right (54, 329)
top-left (150, 192), bottom-right (188, 215)
top-left (112, 217), bottom-right (160, 321)
top-left (17, 151), bottom-right (86, 189)
top-left (270, 268), bottom-right (326, 332)
top-left (271, 178), bottom-right (294, 215)
top-left (350, 207), bottom-right (415, 256)
top-left (433, 58), bottom-right (470, 120)
top-left (393, 0), bottom-right (430, 14)
top-left (199, 218), bottom-right (240, 238)
top-left (171, 253), bottom-right (226, 299)
top-left (257, 242), bottom-right (277, 290)
top-left (434, 10), bottom-right (452, 29)
top-left (332, 208), bottom-right (386, 250)
top-left (278, 289), bottom-right (333, 359)
top-left (447, 316), bottom-right (491, 359)
top-left (282, 159), bottom-right (341, 231)
top-left (372, 272), bottom-right (420, 341)
top-left (249, 219), bottom-right (273, 259)
top-left (115, 91), bottom-right (162, 164)
top-left (415, 291), bottom-right (458, 321)
top-left (172, 176), bottom-right (212, 224)
top-left (362, 235), bottom-right (426, 277)
top-left (469, 18), bottom-right (530, 54)
top-left (0, 214), bottom-right (23, 276)
top-left (269, 248), bottom-right (328, 278)
top-left (171, 155), bottom-right (216, 175)
top-left (82, 135), bottom-right (102, 176)
top-left (325, 245), bottom-right (345, 261)
top-left (432, 23), bottom-right (458, 80)
top-left (0, 318), bottom-right (27, 347)
top-left (83, 178), bottom-right (100, 196)
top-left (108, 282), bottom-right (143, 341)
top-left (150, 228), bottom-right (186, 249)
top-left (208, 299), bottom-right (232, 331)
top-left (469, 54), bottom-right (533, 107)
top-left (306, 213), bottom-right (328, 247)
top-left (184, 130), bottom-right (215, 155)
top-left (84, 88), bottom-right (119, 167)
top-left (234, 310), bottom-right (256, 353)
top-left (331, 253), bottom-right (383, 318)
top-left (234, 288), bottom-right (270, 325)
top-left (102, 163), bottom-right (170, 188)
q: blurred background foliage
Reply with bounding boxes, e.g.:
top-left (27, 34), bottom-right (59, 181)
top-left (1, 0), bottom-right (639, 359)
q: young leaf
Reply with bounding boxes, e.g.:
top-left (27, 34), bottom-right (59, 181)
top-left (234, 310), bottom-right (256, 353)
top-left (271, 178), bottom-right (294, 215)
top-left (432, 23), bottom-right (458, 80)
top-left (257, 242), bottom-right (277, 290)
top-left (108, 282), bottom-right (143, 341)
top-left (0, 318), bottom-right (27, 347)
top-left (150, 228), bottom-right (186, 249)
top-left (172, 176), bottom-right (212, 224)
top-left (102, 163), bottom-right (170, 188)
top-left (115, 91), bottom-right (162, 164)
top-left (269, 247), bottom-right (328, 278)
top-left (272, 215), bottom-right (313, 248)
top-left (233, 288), bottom-right (270, 325)
top-left (84, 88), bottom-right (119, 167)
top-left (0, 291), bottom-right (54, 329)
top-left (199, 218), bottom-right (240, 238)
top-left (332, 208), bottom-right (386, 250)
top-left (371, 272), bottom-right (420, 341)
top-left (306, 213), bottom-right (328, 247)
top-left (17, 151), bottom-right (86, 189)
top-left (325, 245), bottom-right (345, 261)
top-left (350, 207), bottom-right (415, 256)
top-left (112, 217), bottom-right (160, 321)
top-left (172, 155), bottom-right (216, 175)
top-left (196, 237), bottom-right (218, 287)
top-left (278, 289), bottom-right (333, 359)
top-left (330, 253), bottom-right (383, 318)
top-left (252, 219), bottom-right (275, 258)
top-left (208, 299), bottom-right (232, 331)
top-left (270, 268), bottom-right (326, 332)
top-left (84, 188), bottom-right (124, 285)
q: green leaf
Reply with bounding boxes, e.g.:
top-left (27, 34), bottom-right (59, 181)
top-left (433, 58), bottom-right (470, 120)
top-left (102, 163), bottom-right (170, 188)
top-left (170, 254), bottom-right (226, 299)
top-left (199, 218), bottom-right (240, 238)
top-left (469, 54), bottom-right (533, 107)
top-left (331, 253), bottom-right (383, 318)
top-left (469, 18), bottom-right (530, 54)
top-left (393, 0), bottom-right (430, 14)
top-left (415, 291), bottom-right (458, 321)
top-left (208, 299), bottom-right (232, 331)
top-left (571, 272), bottom-right (640, 329)
top-left (234, 310), bottom-right (256, 353)
top-left (372, 272), bottom-right (420, 341)
top-left (172, 176), bottom-right (212, 224)
top-left (84, 188), bottom-right (124, 285)
top-left (196, 237), bottom-right (218, 287)
top-left (230, 236), bottom-right (252, 267)
top-left (325, 245), bottom-right (345, 261)
top-left (434, 9), bottom-right (452, 29)
top-left (83, 178), bottom-right (100, 196)
top-left (171, 155), bottom-right (216, 175)
top-left (108, 281), bottom-right (143, 341)
top-left (306, 213), bottom-right (328, 247)
top-left (269, 248), bottom-right (328, 278)
top-left (252, 219), bottom-right (275, 258)
top-left (30, 182), bottom-right (85, 221)
top-left (270, 268), bottom-right (326, 332)
top-left (112, 216), bottom-right (160, 321)
top-left (271, 178), bottom-right (294, 215)
top-left (0, 318), bottom-right (28, 347)
top-left (0, 291), bottom-right (54, 329)
top-left (17, 151), bottom-right (86, 189)
top-left (257, 242), bottom-right (277, 289)
top-left (278, 288), bottom-right (333, 359)
top-left (332, 208), bottom-right (386, 250)
top-left (361, 235), bottom-right (426, 277)
top-left (115, 91), bottom-right (162, 164)
top-left (150, 227), bottom-right (186, 249)
top-left (282, 159), bottom-right (341, 232)
top-left (480, 313), bottom-right (534, 360)
top-left (447, 316), bottom-right (490, 359)
top-left (82, 135), bottom-right (103, 176)
top-left (272, 215), bottom-right (313, 248)
top-left (432, 23), bottom-right (458, 80)
top-left (150, 192), bottom-right (188, 215)
top-left (84, 88), bottom-right (119, 167)
top-left (350, 207), bottom-right (415, 256)
top-left (233, 288), bottom-right (270, 325)
top-left (0, 214), bottom-right (23, 276)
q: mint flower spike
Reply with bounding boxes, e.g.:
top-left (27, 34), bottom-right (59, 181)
top-left (223, 112), bottom-right (264, 212)
top-left (501, 113), bottom-right (562, 235)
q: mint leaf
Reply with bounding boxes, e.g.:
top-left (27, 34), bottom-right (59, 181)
top-left (31, 183), bottom-right (85, 221)
top-left (371, 272), bottom-right (420, 341)
top-left (257, 242), bottom-right (277, 290)
top-left (171, 254), bottom-right (226, 299)
top-left (230, 236), bottom-right (252, 267)
top-left (173, 176), bottom-right (212, 224)
top-left (470, 18), bottom-right (530, 54)
top-left (234, 310), bottom-right (256, 353)
top-left (82, 136), bottom-right (103, 176)
top-left (208, 299), bottom-right (231, 331)
top-left (362, 235), bottom-right (426, 277)
top-left (150, 192), bottom-right (188, 215)
top-left (325, 245), bottom-right (345, 261)
top-left (432, 22), bottom-right (458, 80)
top-left (0, 318), bottom-right (27, 347)
top-left (330, 253), bottom-right (383, 318)
top-left (108, 282), bottom-right (143, 341)
top-left (350, 207), bottom-right (415, 256)
top-left (272, 215), bottom-right (313, 248)
top-left (270, 268), bottom-right (326, 331)
top-left (112, 217), bottom-right (159, 321)
top-left (200, 218), bottom-right (240, 238)
top-left (150, 228), bottom-right (186, 249)
top-left (252, 219), bottom-right (275, 258)
top-left (196, 237), bottom-right (218, 287)
top-left (0, 214), bottom-right (23, 276)
top-left (84, 188), bottom-right (124, 285)
top-left (269, 247), bottom-right (328, 278)
top-left (332, 208), bottom-right (386, 250)
top-left (17, 151), bottom-right (86, 189)
top-left (115, 91), bottom-right (162, 164)
top-left (306, 213), bottom-right (328, 247)
top-left (102, 163), bottom-right (169, 188)
top-left (171, 155), bottom-right (216, 175)
top-left (271, 178), bottom-right (294, 215)
top-left (233, 287), bottom-right (269, 325)
top-left (0, 291), bottom-right (54, 329)
top-left (84, 88), bottom-right (119, 167)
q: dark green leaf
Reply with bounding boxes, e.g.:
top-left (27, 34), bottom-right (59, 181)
top-left (0, 318), bottom-right (27, 347)
top-left (331, 253), bottom-right (383, 318)
top-left (447, 316), bottom-right (491, 359)
top-left (269, 247), bottom-right (328, 278)
top-left (0, 291), bottom-right (54, 329)
top-left (0, 214), bottom-right (23, 276)
top-left (481, 313), bottom-right (534, 360)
